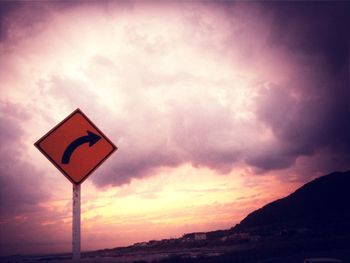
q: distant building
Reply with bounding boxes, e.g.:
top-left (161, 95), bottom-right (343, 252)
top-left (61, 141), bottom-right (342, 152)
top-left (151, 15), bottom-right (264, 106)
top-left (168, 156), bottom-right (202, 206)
top-left (182, 232), bottom-right (207, 241)
top-left (133, 242), bottom-right (147, 247)
top-left (195, 233), bottom-right (207, 240)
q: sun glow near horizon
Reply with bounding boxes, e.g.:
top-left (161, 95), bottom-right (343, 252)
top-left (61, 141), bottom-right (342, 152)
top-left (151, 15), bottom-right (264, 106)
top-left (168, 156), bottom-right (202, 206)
top-left (33, 164), bottom-right (300, 252)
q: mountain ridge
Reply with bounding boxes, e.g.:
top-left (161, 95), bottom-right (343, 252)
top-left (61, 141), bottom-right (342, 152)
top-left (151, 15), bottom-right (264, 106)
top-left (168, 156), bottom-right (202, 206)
top-left (233, 170), bottom-right (350, 232)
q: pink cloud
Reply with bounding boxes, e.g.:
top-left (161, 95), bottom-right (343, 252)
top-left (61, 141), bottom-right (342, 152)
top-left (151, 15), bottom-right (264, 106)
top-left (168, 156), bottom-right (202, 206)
top-left (0, 0), bottom-right (348, 256)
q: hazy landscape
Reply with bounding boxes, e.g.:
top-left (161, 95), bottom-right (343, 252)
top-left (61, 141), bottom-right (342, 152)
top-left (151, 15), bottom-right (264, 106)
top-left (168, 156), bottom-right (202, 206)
top-left (1, 1), bottom-right (349, 263)
top-left (2, 171), bottom-right (349, 263)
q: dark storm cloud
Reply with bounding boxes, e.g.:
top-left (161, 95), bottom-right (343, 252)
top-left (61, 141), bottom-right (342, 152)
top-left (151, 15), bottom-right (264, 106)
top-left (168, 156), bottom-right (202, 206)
top-left (1, 1), bottom-right (349, 189)
top-left (247, 2), bottom-right (350, 172)
top-left (91, 1), bottom-right (349, 186)
top-left (0, 1), bottom-right (84, 43)
top-left (0, 1), bottom-right (50, 44)
top-left (0, 1), bottom-right (19, 42)
top-left (265, 1), bottom-right (349, 71)
top-left (0, 102), bottom-right (48, 220)
top-left (95, 148), bottom-right (181, 186)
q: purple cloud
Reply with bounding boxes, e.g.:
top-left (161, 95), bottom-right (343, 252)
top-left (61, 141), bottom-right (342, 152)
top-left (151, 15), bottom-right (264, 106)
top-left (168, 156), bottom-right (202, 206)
top-left (0, 1), bottom-right (349, 186)
top-left (0, 102), bottom-right (48, 221)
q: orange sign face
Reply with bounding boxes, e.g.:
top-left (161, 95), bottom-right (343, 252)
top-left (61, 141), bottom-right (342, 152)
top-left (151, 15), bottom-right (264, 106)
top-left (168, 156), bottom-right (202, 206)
top-left (35, 109), bottom-right (117, 184)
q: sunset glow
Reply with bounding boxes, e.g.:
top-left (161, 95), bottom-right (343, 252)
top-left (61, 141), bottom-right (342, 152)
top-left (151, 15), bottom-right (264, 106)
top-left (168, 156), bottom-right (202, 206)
top-left (1, 1), bottom-right (349, 256)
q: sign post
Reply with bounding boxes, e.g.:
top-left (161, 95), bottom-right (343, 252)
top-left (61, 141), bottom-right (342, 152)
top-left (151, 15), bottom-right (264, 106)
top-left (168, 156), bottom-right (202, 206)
top-left (34, 109), bottom-right (117, 260)
top-left (72, 184), bottom-right (81, 260)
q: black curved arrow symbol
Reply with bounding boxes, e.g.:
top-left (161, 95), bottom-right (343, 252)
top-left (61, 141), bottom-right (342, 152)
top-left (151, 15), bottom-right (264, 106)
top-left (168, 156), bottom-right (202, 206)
top-left (61, 130), bottom-right (101, 164)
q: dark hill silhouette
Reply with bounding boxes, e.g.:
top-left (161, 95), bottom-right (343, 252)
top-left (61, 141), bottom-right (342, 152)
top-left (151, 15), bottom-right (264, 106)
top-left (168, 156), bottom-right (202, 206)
top-left (75, 171), bottom-right (350, 263)
top-left (234, 171), bottom-right (350, 231)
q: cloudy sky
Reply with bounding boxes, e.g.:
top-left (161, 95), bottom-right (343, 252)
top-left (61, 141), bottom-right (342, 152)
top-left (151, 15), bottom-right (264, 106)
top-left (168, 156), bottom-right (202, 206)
top-left (0, 1), bottom-right (349, 256)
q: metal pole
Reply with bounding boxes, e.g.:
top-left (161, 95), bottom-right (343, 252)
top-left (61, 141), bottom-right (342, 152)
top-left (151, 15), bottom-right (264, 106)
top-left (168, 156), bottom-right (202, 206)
top-left (72, 183), bottom-right (81, 261)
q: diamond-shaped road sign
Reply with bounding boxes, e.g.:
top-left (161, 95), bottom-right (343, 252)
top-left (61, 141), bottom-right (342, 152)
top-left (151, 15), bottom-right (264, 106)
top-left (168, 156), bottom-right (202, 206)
top-left (35, 109), bottom-right (117, 184)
